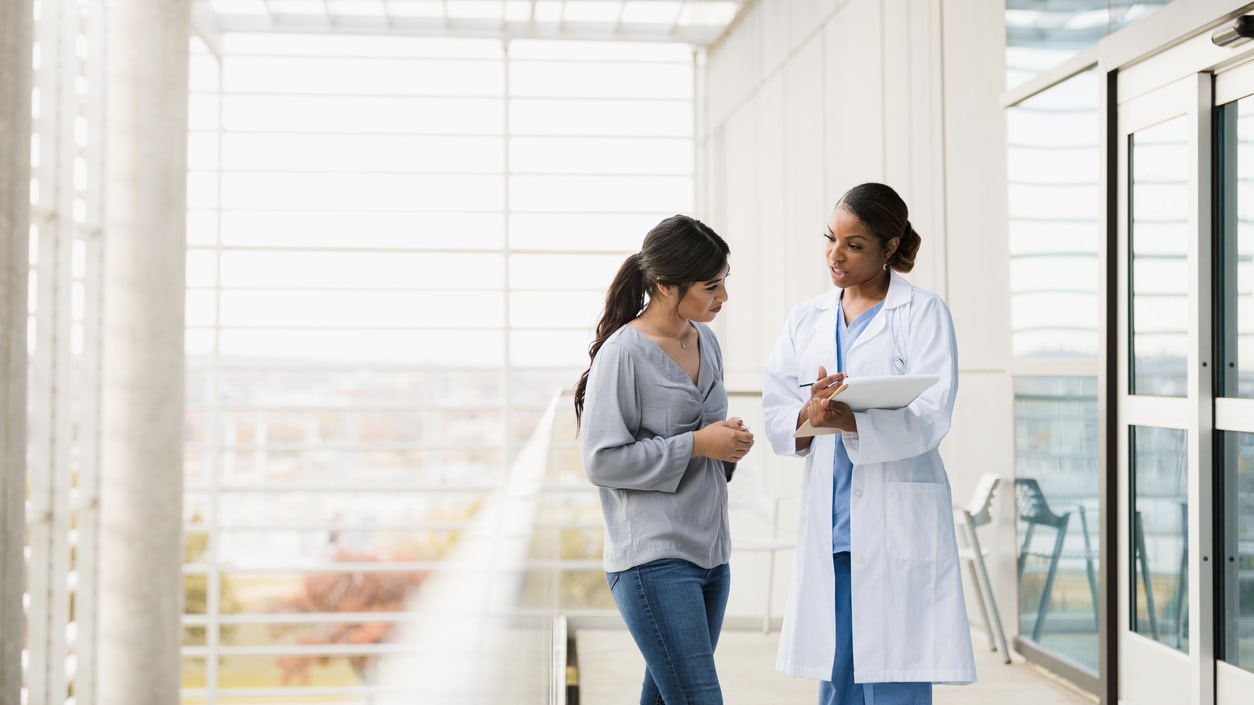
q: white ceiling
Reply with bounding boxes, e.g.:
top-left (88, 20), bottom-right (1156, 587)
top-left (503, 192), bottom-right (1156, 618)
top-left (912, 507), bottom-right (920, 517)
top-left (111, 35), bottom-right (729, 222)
top-left (194, 0), bottom-right (750, 46)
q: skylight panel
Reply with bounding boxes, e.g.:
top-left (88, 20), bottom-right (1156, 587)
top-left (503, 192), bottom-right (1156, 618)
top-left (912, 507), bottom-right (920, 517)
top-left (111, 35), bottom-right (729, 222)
top-left (676, 1), bottom-right (736, 27)
top-left (386, 0), bottom-right (445, 18)
top-left (621, 1), bottom-right (681, 25)
top-left (562, 1), bottom-right (622, 23)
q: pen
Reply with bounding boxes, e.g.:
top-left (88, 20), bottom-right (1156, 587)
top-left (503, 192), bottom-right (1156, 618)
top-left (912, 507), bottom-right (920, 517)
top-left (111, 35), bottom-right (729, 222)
top-left (801, 375), bottom-right (848, 388)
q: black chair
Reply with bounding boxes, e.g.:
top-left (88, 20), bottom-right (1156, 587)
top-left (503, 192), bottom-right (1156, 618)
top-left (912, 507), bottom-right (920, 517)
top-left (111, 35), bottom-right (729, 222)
top-left (1014, 478), bottom-right (1098, 642)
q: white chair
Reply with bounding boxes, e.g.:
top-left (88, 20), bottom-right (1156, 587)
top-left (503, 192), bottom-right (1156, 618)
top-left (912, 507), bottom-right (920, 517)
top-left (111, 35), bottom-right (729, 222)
top-left (955, 473), bottom-right (1011, 664)
top-left (733, 495), bottom-right (794, 634)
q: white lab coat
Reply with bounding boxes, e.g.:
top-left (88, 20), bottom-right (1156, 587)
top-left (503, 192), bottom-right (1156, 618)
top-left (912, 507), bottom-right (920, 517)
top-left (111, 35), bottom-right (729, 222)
top-left (762, 271), bottom-right (976, 684)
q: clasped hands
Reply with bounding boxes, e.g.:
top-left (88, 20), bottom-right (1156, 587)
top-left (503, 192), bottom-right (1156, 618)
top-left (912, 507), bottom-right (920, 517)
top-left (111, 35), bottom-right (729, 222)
top-left (694, 417), bottom-right (754, 463)
top-left (801, 365), bottom-right (857, 433)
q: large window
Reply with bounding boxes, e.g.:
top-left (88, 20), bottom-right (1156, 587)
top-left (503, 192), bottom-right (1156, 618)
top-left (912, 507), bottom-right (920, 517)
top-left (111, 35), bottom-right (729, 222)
top-left (1007, 67), bottom-right (1102, 674)
top-left (1008, 69), bottom-right (1101, 360)
top-left (184, 32), bottom-right (693, 699)
top-left (1013, 377), bottom-right (1100, 672)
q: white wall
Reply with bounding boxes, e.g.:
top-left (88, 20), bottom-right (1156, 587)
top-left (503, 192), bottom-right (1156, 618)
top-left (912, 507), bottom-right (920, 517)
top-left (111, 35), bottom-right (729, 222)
top-left (704, 0), bottom-right (1019, 641)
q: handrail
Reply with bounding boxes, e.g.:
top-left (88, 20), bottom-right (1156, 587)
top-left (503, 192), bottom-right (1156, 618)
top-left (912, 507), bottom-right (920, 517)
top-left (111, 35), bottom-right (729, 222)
top-left (552, 614), bottom-right (570, 705)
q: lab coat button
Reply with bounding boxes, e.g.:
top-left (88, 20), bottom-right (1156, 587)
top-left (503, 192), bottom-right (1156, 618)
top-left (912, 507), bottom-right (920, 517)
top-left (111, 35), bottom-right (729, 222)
top-left (853, 489), bottom-right (862, 498)
top-left (855, 556), bottom-right (864, 565)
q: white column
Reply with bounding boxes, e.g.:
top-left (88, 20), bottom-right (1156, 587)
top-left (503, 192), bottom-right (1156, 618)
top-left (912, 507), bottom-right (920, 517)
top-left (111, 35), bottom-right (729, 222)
top-left (98, 0), bottom-right (190, 702)
top-left (0, 0), bottom-right (31, 702)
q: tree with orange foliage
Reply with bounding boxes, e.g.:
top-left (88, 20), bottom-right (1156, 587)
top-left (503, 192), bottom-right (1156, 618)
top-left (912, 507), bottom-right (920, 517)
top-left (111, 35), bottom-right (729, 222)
top-left (271, 546), bottom-right (428, 685)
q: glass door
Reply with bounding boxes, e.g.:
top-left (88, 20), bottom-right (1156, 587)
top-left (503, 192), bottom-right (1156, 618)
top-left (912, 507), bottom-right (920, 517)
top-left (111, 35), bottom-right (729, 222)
top-left (1116, 40), bottom-right (1254, 705)
top-left (1116, 71), bottom-right (1208, 705)
top-left (1214, 59), bottom-right (1254, 705)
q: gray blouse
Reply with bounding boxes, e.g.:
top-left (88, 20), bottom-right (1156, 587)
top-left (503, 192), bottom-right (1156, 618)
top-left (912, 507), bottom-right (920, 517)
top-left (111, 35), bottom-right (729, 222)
top-left (580, 322), bottom-right (735, 572)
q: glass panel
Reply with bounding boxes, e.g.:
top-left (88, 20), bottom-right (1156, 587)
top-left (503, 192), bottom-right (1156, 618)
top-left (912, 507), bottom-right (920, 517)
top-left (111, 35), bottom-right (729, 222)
top-left (510, 253), bottom-right (627, 290)
top-left (510, 136), bottom-right (692, 174)
top-left (1007, 69), bottom-right (1100, 360)
top-left (222, 95), bottom-right (506, 134)
top-left (510, 60), bottom-right (692, 99)
top-left (222, 134), bottom-right (506, 173)
top-left (511, 98), bottom-right (692, 136)
top-left (214, 290), bottom-right (506, 328)
top-left (217, 251), bottom-right (504, 289)
top-left (212, 330), bottom-right (506, 366)
top-left (508, 174), bottom-right (692, 213)
top-left (1220, 431), bottom-right (1254, 672)
top-left (511, 330), bottom-right (598, 368)
top-left (510, 291), bottom-right (603, 328)
top-left (218, 211), bottom-right (506, 250)
top-left (220, 172), bottom-right (505, 211)
top-left (1219, 96), bottom-right (1254, 398)
top-left (1130, 116), bottom-right (1190, 397)
top-left (1131, 425), bottom-right (1189, 652)
top-left (509, 212), bottom-right (662, 251)
top-left (1014, 376), bottom-right (1099, 672)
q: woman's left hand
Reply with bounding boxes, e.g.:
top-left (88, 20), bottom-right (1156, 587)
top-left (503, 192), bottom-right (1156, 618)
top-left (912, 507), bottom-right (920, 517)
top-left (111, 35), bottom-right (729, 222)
top-left (801, 365), bottom-right (857, 433)
top-left (805, 396), bottom-right (857, 433)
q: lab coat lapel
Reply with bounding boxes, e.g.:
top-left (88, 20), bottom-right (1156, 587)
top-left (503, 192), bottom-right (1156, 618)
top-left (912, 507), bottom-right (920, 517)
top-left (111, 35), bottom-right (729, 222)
top-left (846, 271), bottom-right (909, 366)
top-left (800, 289), bottom-right (840, 376)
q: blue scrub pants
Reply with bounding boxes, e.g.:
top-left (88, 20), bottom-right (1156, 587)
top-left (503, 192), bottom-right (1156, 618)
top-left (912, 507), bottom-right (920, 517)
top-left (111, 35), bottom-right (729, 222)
top-left (819, 552), bottom-right (932, 705)
top-left (607, 558), bottom-right (731, 705)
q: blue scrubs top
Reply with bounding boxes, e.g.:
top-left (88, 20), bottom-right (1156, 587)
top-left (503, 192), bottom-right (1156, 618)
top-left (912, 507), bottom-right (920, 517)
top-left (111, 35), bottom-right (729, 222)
top-left (832, 298), bottom-right (883, 553)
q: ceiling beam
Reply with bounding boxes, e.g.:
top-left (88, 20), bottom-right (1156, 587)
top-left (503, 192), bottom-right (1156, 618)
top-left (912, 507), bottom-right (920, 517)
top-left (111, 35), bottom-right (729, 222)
top-left (204, 13), bottom-right (728, 44)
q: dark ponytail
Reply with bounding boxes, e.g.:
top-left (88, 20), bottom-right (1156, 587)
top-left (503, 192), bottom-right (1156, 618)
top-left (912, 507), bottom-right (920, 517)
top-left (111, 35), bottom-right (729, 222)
top-left (835, 182), bottom-right (920, 273)
top-left (574, 215), bottom-right (729, 430)
top-left (574, 253), bottom-right (647, 428)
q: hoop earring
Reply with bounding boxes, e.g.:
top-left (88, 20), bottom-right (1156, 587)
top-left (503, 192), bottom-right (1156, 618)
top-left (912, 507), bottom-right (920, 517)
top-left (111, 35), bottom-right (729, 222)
top-left (882, 262), bottom-right (888, 272)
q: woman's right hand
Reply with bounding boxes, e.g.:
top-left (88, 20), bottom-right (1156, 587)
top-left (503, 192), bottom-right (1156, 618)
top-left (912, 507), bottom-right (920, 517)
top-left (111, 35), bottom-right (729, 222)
top-left (693, 418), bottom-right (755, 462)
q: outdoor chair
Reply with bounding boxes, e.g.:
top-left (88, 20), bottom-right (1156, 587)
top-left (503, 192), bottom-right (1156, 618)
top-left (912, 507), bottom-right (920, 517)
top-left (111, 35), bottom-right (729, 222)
top-left (1014, 477), bottom-right (1099, 642)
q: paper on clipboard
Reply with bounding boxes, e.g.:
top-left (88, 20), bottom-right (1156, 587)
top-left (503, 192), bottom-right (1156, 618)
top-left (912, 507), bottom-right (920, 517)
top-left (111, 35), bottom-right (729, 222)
top-left (793, 374), bottom-right (939, 438)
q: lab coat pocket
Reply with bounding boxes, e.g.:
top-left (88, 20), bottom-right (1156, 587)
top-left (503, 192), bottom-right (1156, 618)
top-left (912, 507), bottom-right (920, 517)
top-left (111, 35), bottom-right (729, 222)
top-left (885, 481), bottom-right (944, 561)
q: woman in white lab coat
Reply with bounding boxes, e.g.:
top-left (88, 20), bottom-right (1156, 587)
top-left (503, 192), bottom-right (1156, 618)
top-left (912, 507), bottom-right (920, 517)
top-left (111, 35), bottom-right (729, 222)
top-left (762, 183), bottom-right (975, 704)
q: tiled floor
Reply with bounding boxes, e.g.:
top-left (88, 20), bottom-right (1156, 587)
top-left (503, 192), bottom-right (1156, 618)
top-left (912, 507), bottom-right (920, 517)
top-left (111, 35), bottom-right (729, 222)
top-left (575, 627), bottom-right (1096, 705)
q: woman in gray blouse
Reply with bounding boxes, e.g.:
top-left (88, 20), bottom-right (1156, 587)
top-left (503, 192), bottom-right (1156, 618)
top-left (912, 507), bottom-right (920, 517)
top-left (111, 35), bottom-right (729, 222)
top-left (575, 215), bottom-right (754, 705)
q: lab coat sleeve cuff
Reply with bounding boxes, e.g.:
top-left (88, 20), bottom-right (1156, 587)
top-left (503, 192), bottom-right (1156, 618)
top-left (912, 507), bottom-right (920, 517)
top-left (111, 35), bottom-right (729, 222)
top-left (841, 429), bottom-right (860, 462)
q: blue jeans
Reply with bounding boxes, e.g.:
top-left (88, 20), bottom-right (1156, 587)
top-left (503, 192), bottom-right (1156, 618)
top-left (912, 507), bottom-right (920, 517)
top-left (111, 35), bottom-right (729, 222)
top-left (607, 559), bottom-right (731, 705)
top-left (819, 552), bottom-right (932, 705)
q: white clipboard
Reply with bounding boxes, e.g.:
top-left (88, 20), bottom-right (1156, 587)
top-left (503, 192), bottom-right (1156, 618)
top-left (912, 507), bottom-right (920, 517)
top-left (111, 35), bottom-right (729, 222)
top-left (793, 374), bottom-right (939, 438)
